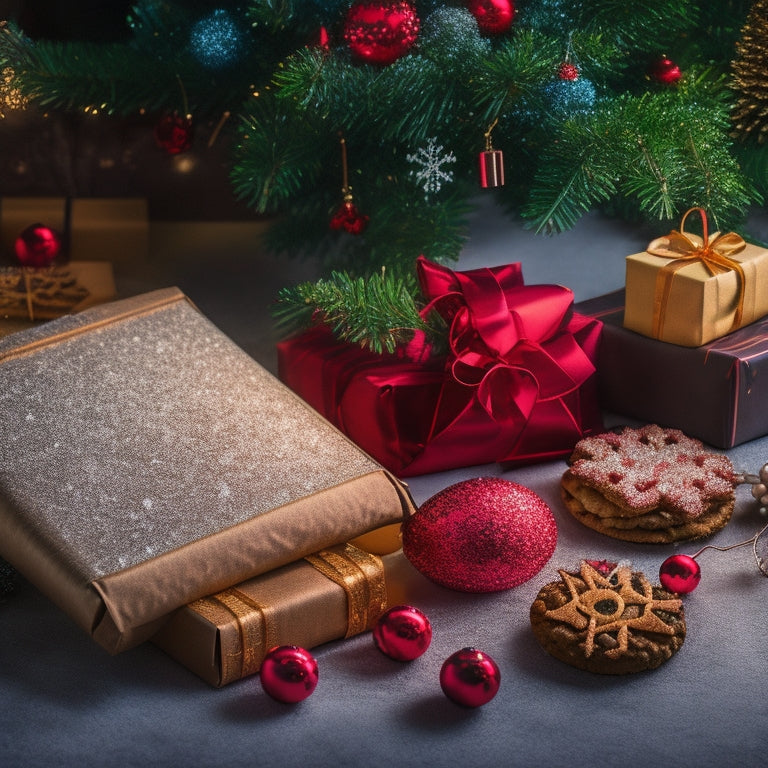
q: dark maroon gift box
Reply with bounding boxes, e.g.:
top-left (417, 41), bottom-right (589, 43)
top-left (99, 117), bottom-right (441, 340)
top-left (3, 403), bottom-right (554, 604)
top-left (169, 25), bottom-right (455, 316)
top-left (578, 290), bottom-right (768, 449)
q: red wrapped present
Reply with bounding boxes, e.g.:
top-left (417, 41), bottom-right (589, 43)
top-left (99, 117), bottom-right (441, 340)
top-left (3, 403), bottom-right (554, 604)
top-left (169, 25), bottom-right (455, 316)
top-left (278, 257), bottom-right (603, 476)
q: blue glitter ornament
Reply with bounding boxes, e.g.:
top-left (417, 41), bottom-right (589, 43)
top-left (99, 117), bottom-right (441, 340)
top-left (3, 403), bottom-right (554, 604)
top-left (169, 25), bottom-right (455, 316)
top-left (189, 9), bottom-right (243, 69)
top-left (541, 77), bottom-right (596, 120)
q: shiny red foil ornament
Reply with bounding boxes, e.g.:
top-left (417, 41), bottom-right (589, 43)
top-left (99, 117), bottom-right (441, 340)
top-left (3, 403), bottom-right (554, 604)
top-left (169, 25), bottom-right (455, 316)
top-left (440, 648), bottom-right (500, 708)
top-left (468, 0), bottom-right (515, 35)
top-left (154, 112), bottom-right (193, 155)
top-left (259, 645), bottom-right (319, 703)
top-left (651, 56), bottom-right (682, 85)
top-left (344, 0), bottom-right (420, 65)
top-left (330, 199), bottom-right (369, 234)
top-left (659, 554), bottom-right (701, 594)
top-left (14, 223), bottom-right (63, 267)
top-left (373, 605), bottom-right (432, 661)
top-left (402, 477), bottom-right (558, 592)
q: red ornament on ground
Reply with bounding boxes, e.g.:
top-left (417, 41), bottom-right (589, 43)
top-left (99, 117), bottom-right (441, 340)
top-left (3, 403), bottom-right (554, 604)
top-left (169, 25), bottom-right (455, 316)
top-left (259, 645), bottom-right (319, 703)
top-left (330, 200), bottom-right (369, 234)
top-left (659, 554), bottom-right (701, 594)
top-left (402, 477), bottom-right (557, 592)
top-left (651, 57), bottom-right (682, 85)
top-left (373, 605), bottom-right (432, 661)
top-left (468, 0), bottom-right (515, 35)
top-left (558, 62), bottom-right (580, 81)
top-left (440, 648), bottom-right (500, 707)
top-left (14, 224), bottom-right (63, 267)
top-left (154, 112), bottom-right (193, 154)
top-left (344, 1), bottom-right (420, 66)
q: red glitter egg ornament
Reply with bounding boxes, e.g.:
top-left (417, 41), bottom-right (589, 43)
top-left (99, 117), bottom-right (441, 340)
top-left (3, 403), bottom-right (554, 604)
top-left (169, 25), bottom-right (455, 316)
top-left (402, 477), bottom-right (557, 592)
top-left (440, 648), bottom-right (500, 708)
top-left (373, 605), bottom-right (432, 661)
top-left (468, 0), bottom-right (515, 35)
top-left (558, 61), bottom-right (580, 81)
top-left (651, 56), bottom-right (682, 85)
top-left (14, 223), bottom-right (63, 267)
top-left (154, 112), bottom-right (193, 155)
top-left (659, 554), bottom-right (701, 594)
top-left (259, 645), bottom-right (318, 703)
top-left (344, 0), bottom-right (420, 66)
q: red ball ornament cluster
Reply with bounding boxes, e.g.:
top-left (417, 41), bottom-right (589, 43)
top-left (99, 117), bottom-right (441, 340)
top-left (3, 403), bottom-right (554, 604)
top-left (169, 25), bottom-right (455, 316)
top-left (14, 223), bottom-right (63, 268)
top-left (154, 112), bottom-right (194, 155)
top-left (651, 56), bottom-right (682, 85)
top-left (259, 645), bottom-right (319, 703)
top-left (344, 0), bottom-right (420, 66)
top-left (373, 605), bottom-right (432, 661)
top-left (440, 648), bottom-right (501, 708)
top-left (467, 0), bottom-right (515, 35)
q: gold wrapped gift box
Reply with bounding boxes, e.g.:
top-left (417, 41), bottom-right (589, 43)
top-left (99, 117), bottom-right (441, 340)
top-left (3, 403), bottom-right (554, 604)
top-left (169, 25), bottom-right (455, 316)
top-left (624, 209), bottom-right (768, 347)
top-left (154, 527), bottom-right (423, 687)
top-left (0, 288), bottom-right (415, 654)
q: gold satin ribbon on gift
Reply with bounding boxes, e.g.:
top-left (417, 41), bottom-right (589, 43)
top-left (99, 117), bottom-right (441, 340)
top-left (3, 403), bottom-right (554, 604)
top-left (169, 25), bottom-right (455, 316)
top-left (645, 207), bottom-right (747, 339)
top-left (189, 543), bottom-right (387, 682)
top-left (304, 543), bottom-right (388, 638)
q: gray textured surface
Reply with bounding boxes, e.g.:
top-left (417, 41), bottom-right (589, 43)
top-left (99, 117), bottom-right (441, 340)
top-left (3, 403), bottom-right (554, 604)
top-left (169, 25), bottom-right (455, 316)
top-left (2, 201), bottom-right (767, 767)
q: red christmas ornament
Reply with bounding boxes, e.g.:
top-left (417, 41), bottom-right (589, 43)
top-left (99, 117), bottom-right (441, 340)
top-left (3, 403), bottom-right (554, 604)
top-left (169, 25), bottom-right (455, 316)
top-left (659, 554), bottom-right (701, 594)
top-left (14, 223), bottom-right (63, 268)
top-left (330, 200), bottom-right (369, 234)
top-left (344, 1), bottom-right (420, 66)
top-left (259, 645), bottom-right (319, 703)
top-left (402, 478), bottom-right (557, 593)
top-left (154, 112), bottom-right (193, 155)
top-left (440, 648), bottom-right (501, 708)
top-left (651, 57), bottom-right (682, 85)
top-left (467, 0), bottom-right (515, 35)
top-left (373, 605), bottom-right (432, 661)
top-left (558, 61), bottom-right (580, 81)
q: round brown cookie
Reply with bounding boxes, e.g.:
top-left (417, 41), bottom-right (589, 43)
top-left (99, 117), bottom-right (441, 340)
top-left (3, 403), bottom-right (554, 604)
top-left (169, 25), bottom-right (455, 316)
top-left (561, 424), bottom-right (736, 543)
top-left (530, 561), bottom-right (686, 675)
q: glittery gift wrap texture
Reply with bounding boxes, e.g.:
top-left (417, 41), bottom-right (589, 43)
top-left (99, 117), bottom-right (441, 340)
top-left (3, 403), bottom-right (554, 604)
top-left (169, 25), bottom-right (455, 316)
top-left (0, 288), bottom-right (415, 653)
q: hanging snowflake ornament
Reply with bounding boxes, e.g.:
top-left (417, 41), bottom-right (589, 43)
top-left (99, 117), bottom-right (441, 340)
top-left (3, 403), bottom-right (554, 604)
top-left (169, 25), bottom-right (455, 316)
top-left (407, 137), bottom-right (457, 198)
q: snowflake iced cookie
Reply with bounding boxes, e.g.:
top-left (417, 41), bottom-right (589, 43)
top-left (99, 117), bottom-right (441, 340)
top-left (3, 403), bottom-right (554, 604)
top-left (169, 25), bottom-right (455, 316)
top-left (561, 424), bottom-right (736, 543)
top-left (530, 561), bottom-right (686, 675)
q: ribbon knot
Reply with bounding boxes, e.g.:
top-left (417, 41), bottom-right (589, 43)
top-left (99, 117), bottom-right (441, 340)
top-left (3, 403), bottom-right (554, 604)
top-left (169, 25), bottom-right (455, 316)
top-left (645, 207), bottom-right (747, 339)
top-left (416, 256), bottom-right (594, 429)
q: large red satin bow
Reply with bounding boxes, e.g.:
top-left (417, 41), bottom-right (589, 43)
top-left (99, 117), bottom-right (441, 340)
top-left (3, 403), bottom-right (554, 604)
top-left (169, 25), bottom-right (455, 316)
top-left (416, 255), bottom-right (596, 432)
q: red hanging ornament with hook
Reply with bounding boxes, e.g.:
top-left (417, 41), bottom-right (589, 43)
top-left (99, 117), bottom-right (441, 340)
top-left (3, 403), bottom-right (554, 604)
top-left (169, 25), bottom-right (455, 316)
top-left (330, 136), bottom-right (369, 235)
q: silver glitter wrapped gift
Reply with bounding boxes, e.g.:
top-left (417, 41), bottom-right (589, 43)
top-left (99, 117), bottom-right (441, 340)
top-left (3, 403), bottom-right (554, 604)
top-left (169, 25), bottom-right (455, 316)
top-left (0, 288), bottom-right (415, 653)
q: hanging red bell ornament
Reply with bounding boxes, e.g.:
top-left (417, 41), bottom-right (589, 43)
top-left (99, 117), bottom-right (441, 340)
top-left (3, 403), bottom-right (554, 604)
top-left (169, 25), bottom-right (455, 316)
top-left (343, 1), bottom-right (420, 66)
top-left (650, 56), bottom-right (682, 85)
top-left (14, 223), bottom-right (63, 268)
top-left (467, 0), bottom-right (515, 35)
top-left (330, 136), bottom-right (369, 235)
top-left (154, 112), bottom-right (193, 155)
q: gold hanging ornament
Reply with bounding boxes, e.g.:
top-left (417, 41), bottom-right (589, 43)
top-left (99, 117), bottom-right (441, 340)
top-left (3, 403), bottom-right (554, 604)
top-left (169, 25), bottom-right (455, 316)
top-left (479, 118), bottom-right (504, 188)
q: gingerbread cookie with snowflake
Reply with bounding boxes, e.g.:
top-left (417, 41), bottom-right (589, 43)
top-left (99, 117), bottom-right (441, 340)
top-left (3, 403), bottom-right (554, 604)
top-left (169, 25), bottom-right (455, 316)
top-left (530, 561), bottom-right (686, 675)
top-left (561, 424), bottom-right (736, 543)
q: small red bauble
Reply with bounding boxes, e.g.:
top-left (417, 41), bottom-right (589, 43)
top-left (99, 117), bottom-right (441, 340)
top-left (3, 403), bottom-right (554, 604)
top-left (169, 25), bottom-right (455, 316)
top-left (373, 605), bottom-right (432, 661)
top-left (467, 0), bottom-right (515, 35)
top-left (402, 477), bottom-right (557, 592)
top-left (14, 223), bottom-right (63, 267)
top-left (440, 648), bottom-right (500, 708)
top-left (259, 645), bottom-right (319, 703)
top-left (330, 200), bottom-right (369, 234)
top-left (659, 554), bottom-right (701, 594)
top-left (651, 57), bottom-right (682, 85)
top-left (344, 0), bottom-right (420, 66)
top-left (558, 62), bottom-right (580, 81)
top-left (154, 112), bottom-right (193, 155)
